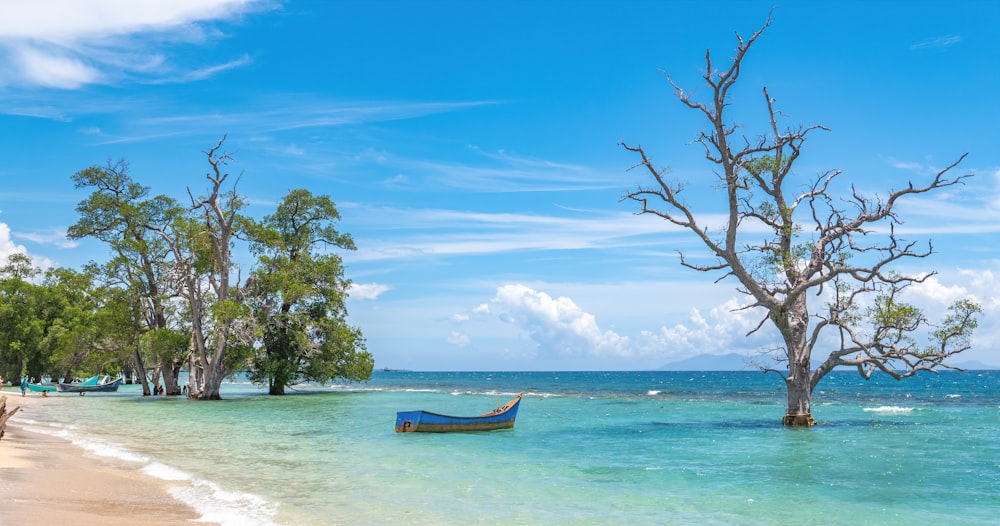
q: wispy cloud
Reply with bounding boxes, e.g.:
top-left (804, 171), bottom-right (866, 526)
top-left (348, 282), bottom-right (392, 300)
top-left (911, 35), bottom-right (961, 50)
top-left (163, 54), bottom-right (253, 83)
top-left (92, 100), bottom-right (499, 143)
top-left (13, 229), bottom-right (79, 249)
top-left (0, 0), bottom-right (271, 89)
top-left (341, 205), bottom-right (692, 263)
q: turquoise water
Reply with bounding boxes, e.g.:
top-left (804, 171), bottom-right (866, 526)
top-left (13, 370), bottom-right (1000, 525)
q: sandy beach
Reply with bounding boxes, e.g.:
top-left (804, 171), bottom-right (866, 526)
top-left (0, 392), bottom-right (216, 525)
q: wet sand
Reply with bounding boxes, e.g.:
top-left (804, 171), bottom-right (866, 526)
top-left (0, 393), bottom-right (216, 525)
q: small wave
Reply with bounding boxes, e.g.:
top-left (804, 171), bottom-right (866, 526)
top-left (143, 461), bottom-right (192, 481)
top-left (72, 435), bottom-right (149, 463)
top-left (647, 390), bottom-right (661, 396)
top-left (22, 419), bottom-right (278, 526)
top-left (863, 406), bottom-right (915, 413)
top-left (169, 478), bottom-right (279, 526)
top-left (945, 394), bottom-right (961, 399)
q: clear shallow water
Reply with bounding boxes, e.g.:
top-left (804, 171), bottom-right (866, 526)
top-left (14, 370), bottom-right (1000, 525)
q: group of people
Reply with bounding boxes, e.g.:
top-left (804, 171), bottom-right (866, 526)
top-left (3, 375), bottom-right (187, 397)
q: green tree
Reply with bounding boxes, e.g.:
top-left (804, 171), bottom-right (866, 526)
top-left (0, 254), bottom-right (46, 382)
top-left (38, 266), bottom-right (105, 381)
top-left (621, 15), bottom-right (981, 426)
top-left (69, 160), bottom-right (184, 395)
top-left (245, 189), bottom-right (372, 394)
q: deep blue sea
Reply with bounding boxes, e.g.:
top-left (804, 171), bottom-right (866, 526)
top-left (12, 370), bottom-right (1000, 525)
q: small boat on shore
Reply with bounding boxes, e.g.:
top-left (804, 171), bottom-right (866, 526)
top-left (56, 377), bottom-right (123, 394)
top-left (27, 383), bottom-right (57, 393)
top-left (395, 395), bottom-right (522, 433)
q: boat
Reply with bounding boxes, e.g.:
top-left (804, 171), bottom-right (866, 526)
top-left (56, 377), bottom-right (123, 393)
top-left (27, 383), bottom-right (57, 393)
top-left (395, 395), bottom-right (522, 433)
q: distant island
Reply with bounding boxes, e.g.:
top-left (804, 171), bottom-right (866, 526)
top-left (658, 353), bottom-right (999, 371)
top-left (658, 353), bottom-right (759, 371)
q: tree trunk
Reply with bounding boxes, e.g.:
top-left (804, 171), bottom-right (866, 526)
top-left (777, 294), bottom-right (816, 427)
top-left (133, 345), bottom-right (151, 396)
top-left (783, 360), bottom-right (816, 426)
top-left (200, 363), bottom-right (224, 400)
top-left (159, 357), bottom-right (181, 395)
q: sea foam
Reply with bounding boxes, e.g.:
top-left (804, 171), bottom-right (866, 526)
top-left (863, 406), bottom-right (915, 413)
top-left (21, 418), bottom-right (278, 526)
top-left (169, 478), bottom-right (279, 526)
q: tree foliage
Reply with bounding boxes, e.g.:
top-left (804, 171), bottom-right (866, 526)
top-left (621, 14), bottom-right (980, 425)
top-left (69, 160), bottom-right (184, 395)
top-left (0, 255), bottom-right (123, 384)
top-left (244, 189), bottom-right (372, 394)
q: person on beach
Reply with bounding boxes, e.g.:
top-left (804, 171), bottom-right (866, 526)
top-left (0, 374), bottom-right (4, 390)
top-left (20, 375), bottom-right (28, 396)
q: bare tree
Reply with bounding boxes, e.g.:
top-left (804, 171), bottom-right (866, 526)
top-left (152, 136), bottom-right (250, 400)
top-left (184, 136), bottom-right (250, 400)
top-left (621, 14), bottom-right (981, 426)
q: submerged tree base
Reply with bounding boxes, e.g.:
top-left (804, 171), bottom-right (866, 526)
top-left (782, 413), bottom-right (816, 427)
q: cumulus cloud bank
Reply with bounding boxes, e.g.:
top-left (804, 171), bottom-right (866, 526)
top-left (490, 284), bottom-right (630, 359)
top-left (0, 223), bottom-right (27, 262)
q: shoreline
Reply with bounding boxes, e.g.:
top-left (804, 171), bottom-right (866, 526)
top-left (0, 393), bottom-right (218, 525)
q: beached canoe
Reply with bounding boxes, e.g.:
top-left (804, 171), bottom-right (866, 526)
top-left (27, 383), bottom-right (57, 393)
top-left (395, 395), bottom-right (521, 433)
top-left (56, 378), bottom-right (123, 393)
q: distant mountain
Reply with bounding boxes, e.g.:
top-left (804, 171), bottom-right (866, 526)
top-left (658, 354), bottom-right (1000, 372)
top-left (657, 353), bottom-right (760, 371)
top-left (952, 360), bottom-right (1000, 370)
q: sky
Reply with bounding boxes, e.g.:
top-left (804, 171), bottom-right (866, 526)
top-left (1, 0), bottom-right (999, 372)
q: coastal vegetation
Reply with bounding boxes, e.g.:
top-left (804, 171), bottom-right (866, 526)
top-left (0, 137), bottom-right (372, 398)
top-left (621, 14), bottom-right (981, 426)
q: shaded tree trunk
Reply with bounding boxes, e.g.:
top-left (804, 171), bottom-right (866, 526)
top-left (133, 344), bottom-right (151, 396)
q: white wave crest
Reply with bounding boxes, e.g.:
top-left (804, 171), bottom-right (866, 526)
top-left (863, 406), bottom-right (915, 413)
top-left (169, 478), bottom-right (279, 526)
top-left (143, 461), bottom-right (192, 481)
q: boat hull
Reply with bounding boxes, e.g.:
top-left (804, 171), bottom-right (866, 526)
top-left (395, 396), bottom-right (521, 433)
top-left (27, 383), bottom-right (57, 393)
top-left (56, 378), bottom-right (123, 393)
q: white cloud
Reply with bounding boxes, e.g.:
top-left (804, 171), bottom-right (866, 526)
top-left (447, 331), bottom-right (470, 348)
top-left (956, 268), bottom-right (1000, 311)
top-left (348, 282), bottom-right (391, 300)
top-left (907, 274), bottom-right (969, 305)
top-left (0, 0), bottom-right (268, 89)
top-left (13, 229), bottom-right (79, 249)
top-left (13, 46), bottom-right (100, 89)
top-left (0, 223), bottom-right (28, 262)
top-left (490, 284), bottom-right (629, 359)
top-left (637, 297), bottom-right (773, 358)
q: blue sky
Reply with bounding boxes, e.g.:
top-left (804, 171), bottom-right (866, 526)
top-left (2, 1), bottom-right (999, 371)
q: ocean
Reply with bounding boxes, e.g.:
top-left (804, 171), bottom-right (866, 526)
top-left (12, 370), bottom-right (1000, 525)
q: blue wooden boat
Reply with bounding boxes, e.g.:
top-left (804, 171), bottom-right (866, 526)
top-left (56, 377), bottom-right (123, 393)
top-left (395, 395), bottom-right (521, 433)
top-left (27, 383), bottom-right (57, 393)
